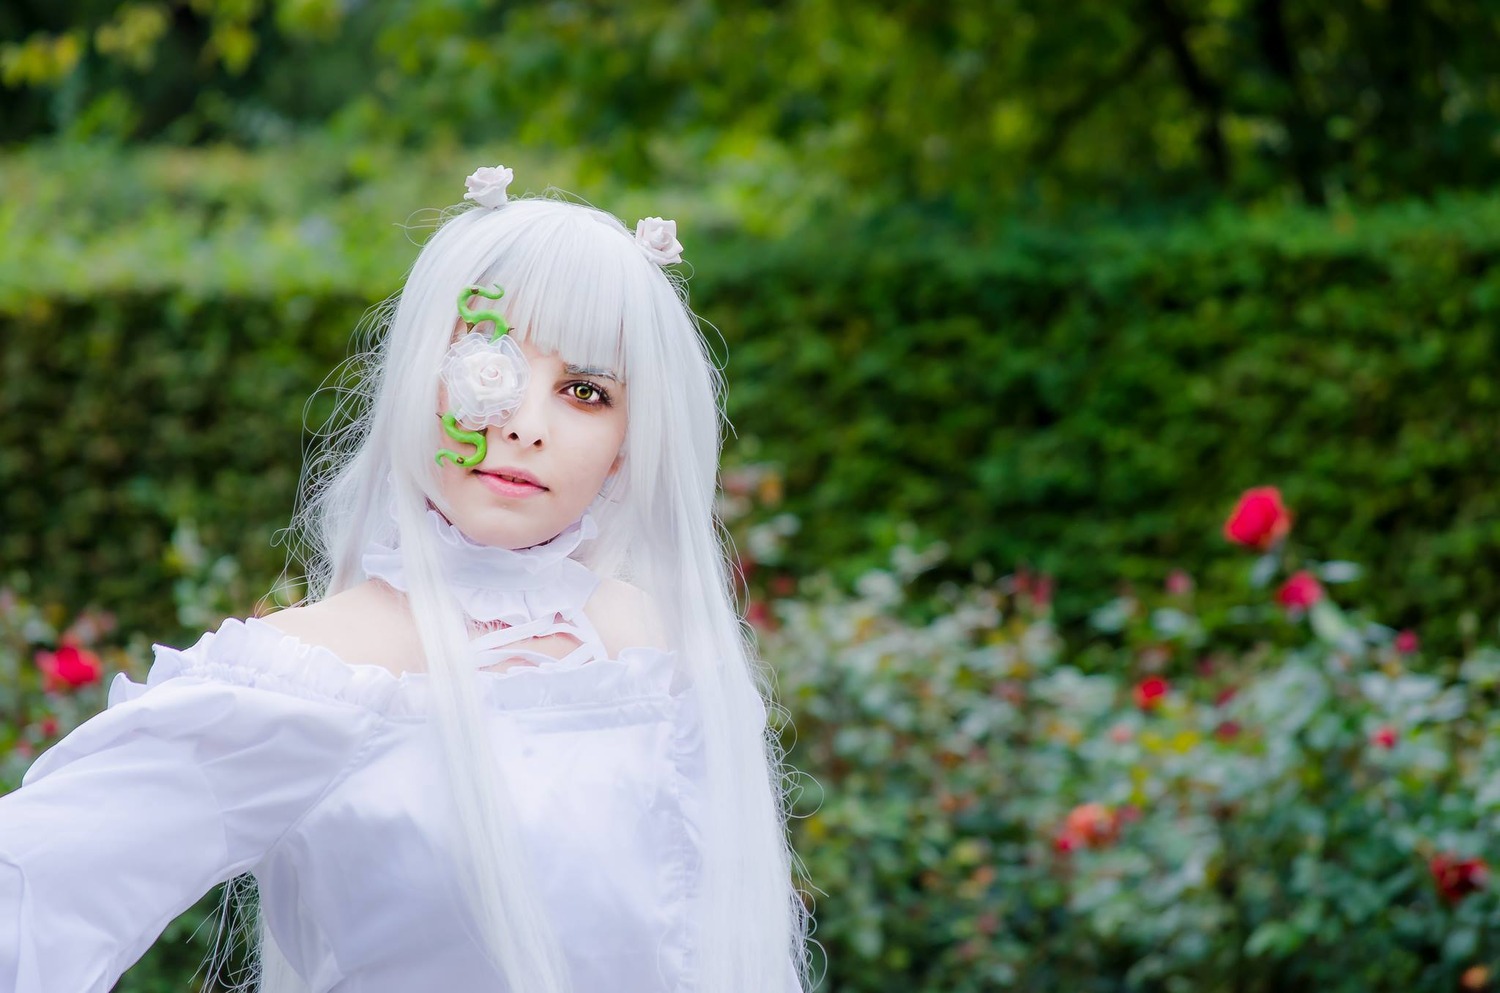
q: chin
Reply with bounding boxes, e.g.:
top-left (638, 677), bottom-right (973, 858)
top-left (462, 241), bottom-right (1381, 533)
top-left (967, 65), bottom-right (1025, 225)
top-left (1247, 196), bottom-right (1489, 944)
top-left (452, 502), bottom-right (574, 550)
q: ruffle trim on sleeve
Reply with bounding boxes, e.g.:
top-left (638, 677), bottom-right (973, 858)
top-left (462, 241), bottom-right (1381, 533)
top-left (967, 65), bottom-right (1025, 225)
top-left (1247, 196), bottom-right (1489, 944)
top-left (111, 617), bottom-right (683, 722)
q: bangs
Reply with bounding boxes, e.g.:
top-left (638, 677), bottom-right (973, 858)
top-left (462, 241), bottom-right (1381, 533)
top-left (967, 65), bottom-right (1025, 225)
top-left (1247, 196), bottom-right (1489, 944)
top-left (474, 202), bottom-right (642, 383)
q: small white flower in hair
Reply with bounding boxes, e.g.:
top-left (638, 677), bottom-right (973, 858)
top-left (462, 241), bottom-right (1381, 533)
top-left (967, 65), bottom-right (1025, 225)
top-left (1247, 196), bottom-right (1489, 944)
top-left (634, 216), bottom-right (684, 265)
top-left (464, 166), bottom-right (514, 208)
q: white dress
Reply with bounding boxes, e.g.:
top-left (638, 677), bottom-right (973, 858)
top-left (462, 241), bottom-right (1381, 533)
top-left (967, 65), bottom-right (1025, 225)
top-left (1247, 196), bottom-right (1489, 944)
top-left (0, 509), bottom-right (709, 992)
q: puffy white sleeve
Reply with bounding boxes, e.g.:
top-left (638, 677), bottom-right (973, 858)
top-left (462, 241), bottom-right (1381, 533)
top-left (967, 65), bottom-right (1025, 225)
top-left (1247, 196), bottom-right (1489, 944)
top-left (0, 625), bottom-right (382, 993)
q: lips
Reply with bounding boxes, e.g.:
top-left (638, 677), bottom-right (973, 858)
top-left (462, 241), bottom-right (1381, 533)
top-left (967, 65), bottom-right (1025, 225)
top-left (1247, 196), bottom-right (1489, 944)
top-left (478, 466), bottom-right (547, 489)
top-left (474, 468), bottom-right (552, 498)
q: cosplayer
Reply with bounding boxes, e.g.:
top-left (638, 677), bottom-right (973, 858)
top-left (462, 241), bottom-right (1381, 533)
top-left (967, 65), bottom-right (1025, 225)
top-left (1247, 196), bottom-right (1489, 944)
top-left (0, 166), bottom-right (811, 992)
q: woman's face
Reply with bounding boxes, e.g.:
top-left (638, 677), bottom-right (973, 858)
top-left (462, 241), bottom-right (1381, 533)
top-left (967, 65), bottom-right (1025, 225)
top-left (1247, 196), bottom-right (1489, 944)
top-left (435, 333), bottom-right (627, 549)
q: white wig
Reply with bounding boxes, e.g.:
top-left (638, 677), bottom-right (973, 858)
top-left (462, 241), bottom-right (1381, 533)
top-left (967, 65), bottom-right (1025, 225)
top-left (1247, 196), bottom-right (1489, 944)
top-left (230, 196), bottom-right (810, 992)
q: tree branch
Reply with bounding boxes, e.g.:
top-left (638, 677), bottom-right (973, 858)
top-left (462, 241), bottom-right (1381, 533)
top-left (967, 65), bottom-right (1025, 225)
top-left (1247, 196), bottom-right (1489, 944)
top-left (1029, 38), bottom-right (1156, 166)
top-left (1142, 0), bottom-right (1231, 187)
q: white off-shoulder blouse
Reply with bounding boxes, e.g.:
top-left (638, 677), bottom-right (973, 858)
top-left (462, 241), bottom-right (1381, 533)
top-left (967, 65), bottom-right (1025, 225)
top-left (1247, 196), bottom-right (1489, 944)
top-left (0, 509), bottom-right (713, 993)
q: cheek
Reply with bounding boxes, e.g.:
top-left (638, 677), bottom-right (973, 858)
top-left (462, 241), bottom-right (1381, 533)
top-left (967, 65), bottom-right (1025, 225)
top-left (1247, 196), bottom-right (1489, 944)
top-left (581, 415), bottom-right (628, 479)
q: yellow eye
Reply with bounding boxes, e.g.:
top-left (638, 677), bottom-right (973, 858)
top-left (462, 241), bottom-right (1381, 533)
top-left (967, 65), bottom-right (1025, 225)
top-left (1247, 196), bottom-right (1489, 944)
top-left (565, 381), bottom-right (613, 406)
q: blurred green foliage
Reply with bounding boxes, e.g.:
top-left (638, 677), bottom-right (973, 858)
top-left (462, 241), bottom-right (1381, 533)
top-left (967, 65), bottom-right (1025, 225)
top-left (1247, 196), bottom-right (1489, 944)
top-left (4, 2), bottom-right (1500, 212)
top-left (3, 144), bottom-right (1498, 652)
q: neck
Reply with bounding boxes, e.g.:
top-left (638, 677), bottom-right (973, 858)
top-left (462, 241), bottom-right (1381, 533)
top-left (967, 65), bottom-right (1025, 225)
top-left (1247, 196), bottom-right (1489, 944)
top-left (361, 503), bottom-right (598, 602)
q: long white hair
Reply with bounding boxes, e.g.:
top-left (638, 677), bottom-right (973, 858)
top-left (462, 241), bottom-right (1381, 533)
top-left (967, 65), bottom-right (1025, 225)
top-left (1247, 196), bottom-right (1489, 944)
top-left (226, 195), bottom-right (809, 991)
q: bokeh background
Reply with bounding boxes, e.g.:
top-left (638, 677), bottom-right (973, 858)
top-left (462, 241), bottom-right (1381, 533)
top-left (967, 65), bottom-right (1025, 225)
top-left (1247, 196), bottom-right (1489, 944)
top-left (2, 2), bottom-right (1500, 991)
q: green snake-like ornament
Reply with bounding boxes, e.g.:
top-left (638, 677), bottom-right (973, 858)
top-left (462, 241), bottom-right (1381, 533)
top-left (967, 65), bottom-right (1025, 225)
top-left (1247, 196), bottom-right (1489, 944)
top-left (456, 283), bottom-right (511, 343)
top-left (436, 284), bottom-right (514, 468)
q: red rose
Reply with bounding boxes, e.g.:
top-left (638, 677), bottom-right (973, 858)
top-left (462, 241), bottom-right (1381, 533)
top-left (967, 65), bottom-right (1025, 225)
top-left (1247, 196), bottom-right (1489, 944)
top-left (1429, 852), bottom-right (1489, 905)
top-left (1372, 726), bottom-right (1398, 749)
top-left (1395, 629), bottom-right (1420, 654)
top-left (35, 644), bottom-right (103, 692)
top-left (39, 714), bottom-right (60, 738)
top-left (1056, 802), bottom-right (1121, 852)
top-left (1214, 686), bottom-right (1238, 707)
top-left (1275, 571), bottom-right (1325, 610)
top-left (1133, 676), bottom-right (1170, 711)
top-left (1223, 487), bottom-right (1293, 550)
top-left (1215, 720), bottom-right (1241, 741)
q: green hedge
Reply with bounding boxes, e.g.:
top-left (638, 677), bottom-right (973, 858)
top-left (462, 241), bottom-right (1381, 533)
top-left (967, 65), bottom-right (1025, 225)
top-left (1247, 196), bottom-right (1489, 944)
top-left (3, 145), bottom-right (1499, 648)
top-left (695, 200), bottom-right (1500, 649)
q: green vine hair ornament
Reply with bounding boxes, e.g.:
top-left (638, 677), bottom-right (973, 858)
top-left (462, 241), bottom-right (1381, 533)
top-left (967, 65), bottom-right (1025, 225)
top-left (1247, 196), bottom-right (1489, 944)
top-left (435, 284), bottom-right (530, 468)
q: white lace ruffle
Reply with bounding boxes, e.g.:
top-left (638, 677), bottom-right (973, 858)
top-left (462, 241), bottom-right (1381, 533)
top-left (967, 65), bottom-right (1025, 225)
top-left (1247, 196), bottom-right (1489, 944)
top-left (113, 617), bottom-right (680, 722)
top-left (361, 506), bottom-right (603, 628)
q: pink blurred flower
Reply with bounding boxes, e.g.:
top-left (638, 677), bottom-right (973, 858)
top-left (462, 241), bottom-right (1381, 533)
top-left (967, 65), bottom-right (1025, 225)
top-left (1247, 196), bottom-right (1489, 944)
top-left (1275, 571), bottom-right (1325, 610)
top-left (769, 574), bottom-right (798, 598)
top-left (1395, 629), bottom-right (1420, 654)
top-left (1166, 569), bottom-right (1194, 596)
top-left (745, 599), bottom-right (776, 631)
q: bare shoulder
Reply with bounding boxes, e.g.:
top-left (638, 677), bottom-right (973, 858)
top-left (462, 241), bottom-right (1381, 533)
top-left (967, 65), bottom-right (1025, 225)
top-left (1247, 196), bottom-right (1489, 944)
top-left (258, 580), bottom-right (424, 676)
top-left (584, 577), bottom-right (671, 658)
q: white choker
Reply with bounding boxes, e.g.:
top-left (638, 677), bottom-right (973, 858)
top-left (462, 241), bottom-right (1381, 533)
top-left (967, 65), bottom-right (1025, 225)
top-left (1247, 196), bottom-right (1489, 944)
top-left (360, 507), bottom-right (602, 628)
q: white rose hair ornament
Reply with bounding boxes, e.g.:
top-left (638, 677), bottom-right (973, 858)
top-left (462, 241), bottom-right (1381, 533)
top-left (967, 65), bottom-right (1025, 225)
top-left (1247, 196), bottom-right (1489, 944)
top-left (634, 216), bottom-right (684, 265)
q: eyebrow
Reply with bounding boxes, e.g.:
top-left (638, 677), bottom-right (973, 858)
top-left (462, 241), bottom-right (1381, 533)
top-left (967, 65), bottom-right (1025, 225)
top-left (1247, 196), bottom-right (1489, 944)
top-left (564, 363), bottom-right (622, 383)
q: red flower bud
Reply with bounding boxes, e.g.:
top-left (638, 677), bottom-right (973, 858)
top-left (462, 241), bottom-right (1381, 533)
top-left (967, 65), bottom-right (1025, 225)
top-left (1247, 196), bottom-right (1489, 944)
top-left (34, 644), bottom-right (103, 692)
top-left (1275, 571), bottom-right (1325, 610)
top-left (1223, 487), bottom-right (1293, 550)
top-left (1395, 629), bottom-right (1420, 654)
top-left (1215, 720), bottom-right (1241, 741)
top-left (1372, 726), bottom-right (1398, 750)
top-left (1429, 852), bottom-right (1489, 905)
top-left (1133, 676), bottom-right (1170, 711)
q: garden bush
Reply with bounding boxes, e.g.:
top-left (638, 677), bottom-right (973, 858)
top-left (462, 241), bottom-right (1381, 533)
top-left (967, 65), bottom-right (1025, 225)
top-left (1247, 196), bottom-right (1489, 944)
top-left (763, 489), bottom-right (1500, 993)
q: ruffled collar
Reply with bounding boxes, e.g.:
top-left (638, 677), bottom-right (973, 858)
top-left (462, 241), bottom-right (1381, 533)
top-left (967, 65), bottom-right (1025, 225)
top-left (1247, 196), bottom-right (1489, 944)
top-left (361, 506), bottom-right (601, 625)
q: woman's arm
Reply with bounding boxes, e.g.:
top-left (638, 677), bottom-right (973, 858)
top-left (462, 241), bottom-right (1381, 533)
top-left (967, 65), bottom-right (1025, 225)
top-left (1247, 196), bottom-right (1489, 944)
top-left (0, 645), bottom-right (379, 992)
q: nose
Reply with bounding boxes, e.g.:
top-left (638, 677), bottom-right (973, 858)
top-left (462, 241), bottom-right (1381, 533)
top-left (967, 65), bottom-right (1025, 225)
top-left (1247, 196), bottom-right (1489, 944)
top-left (495, 376), bottom-right (548, 449)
